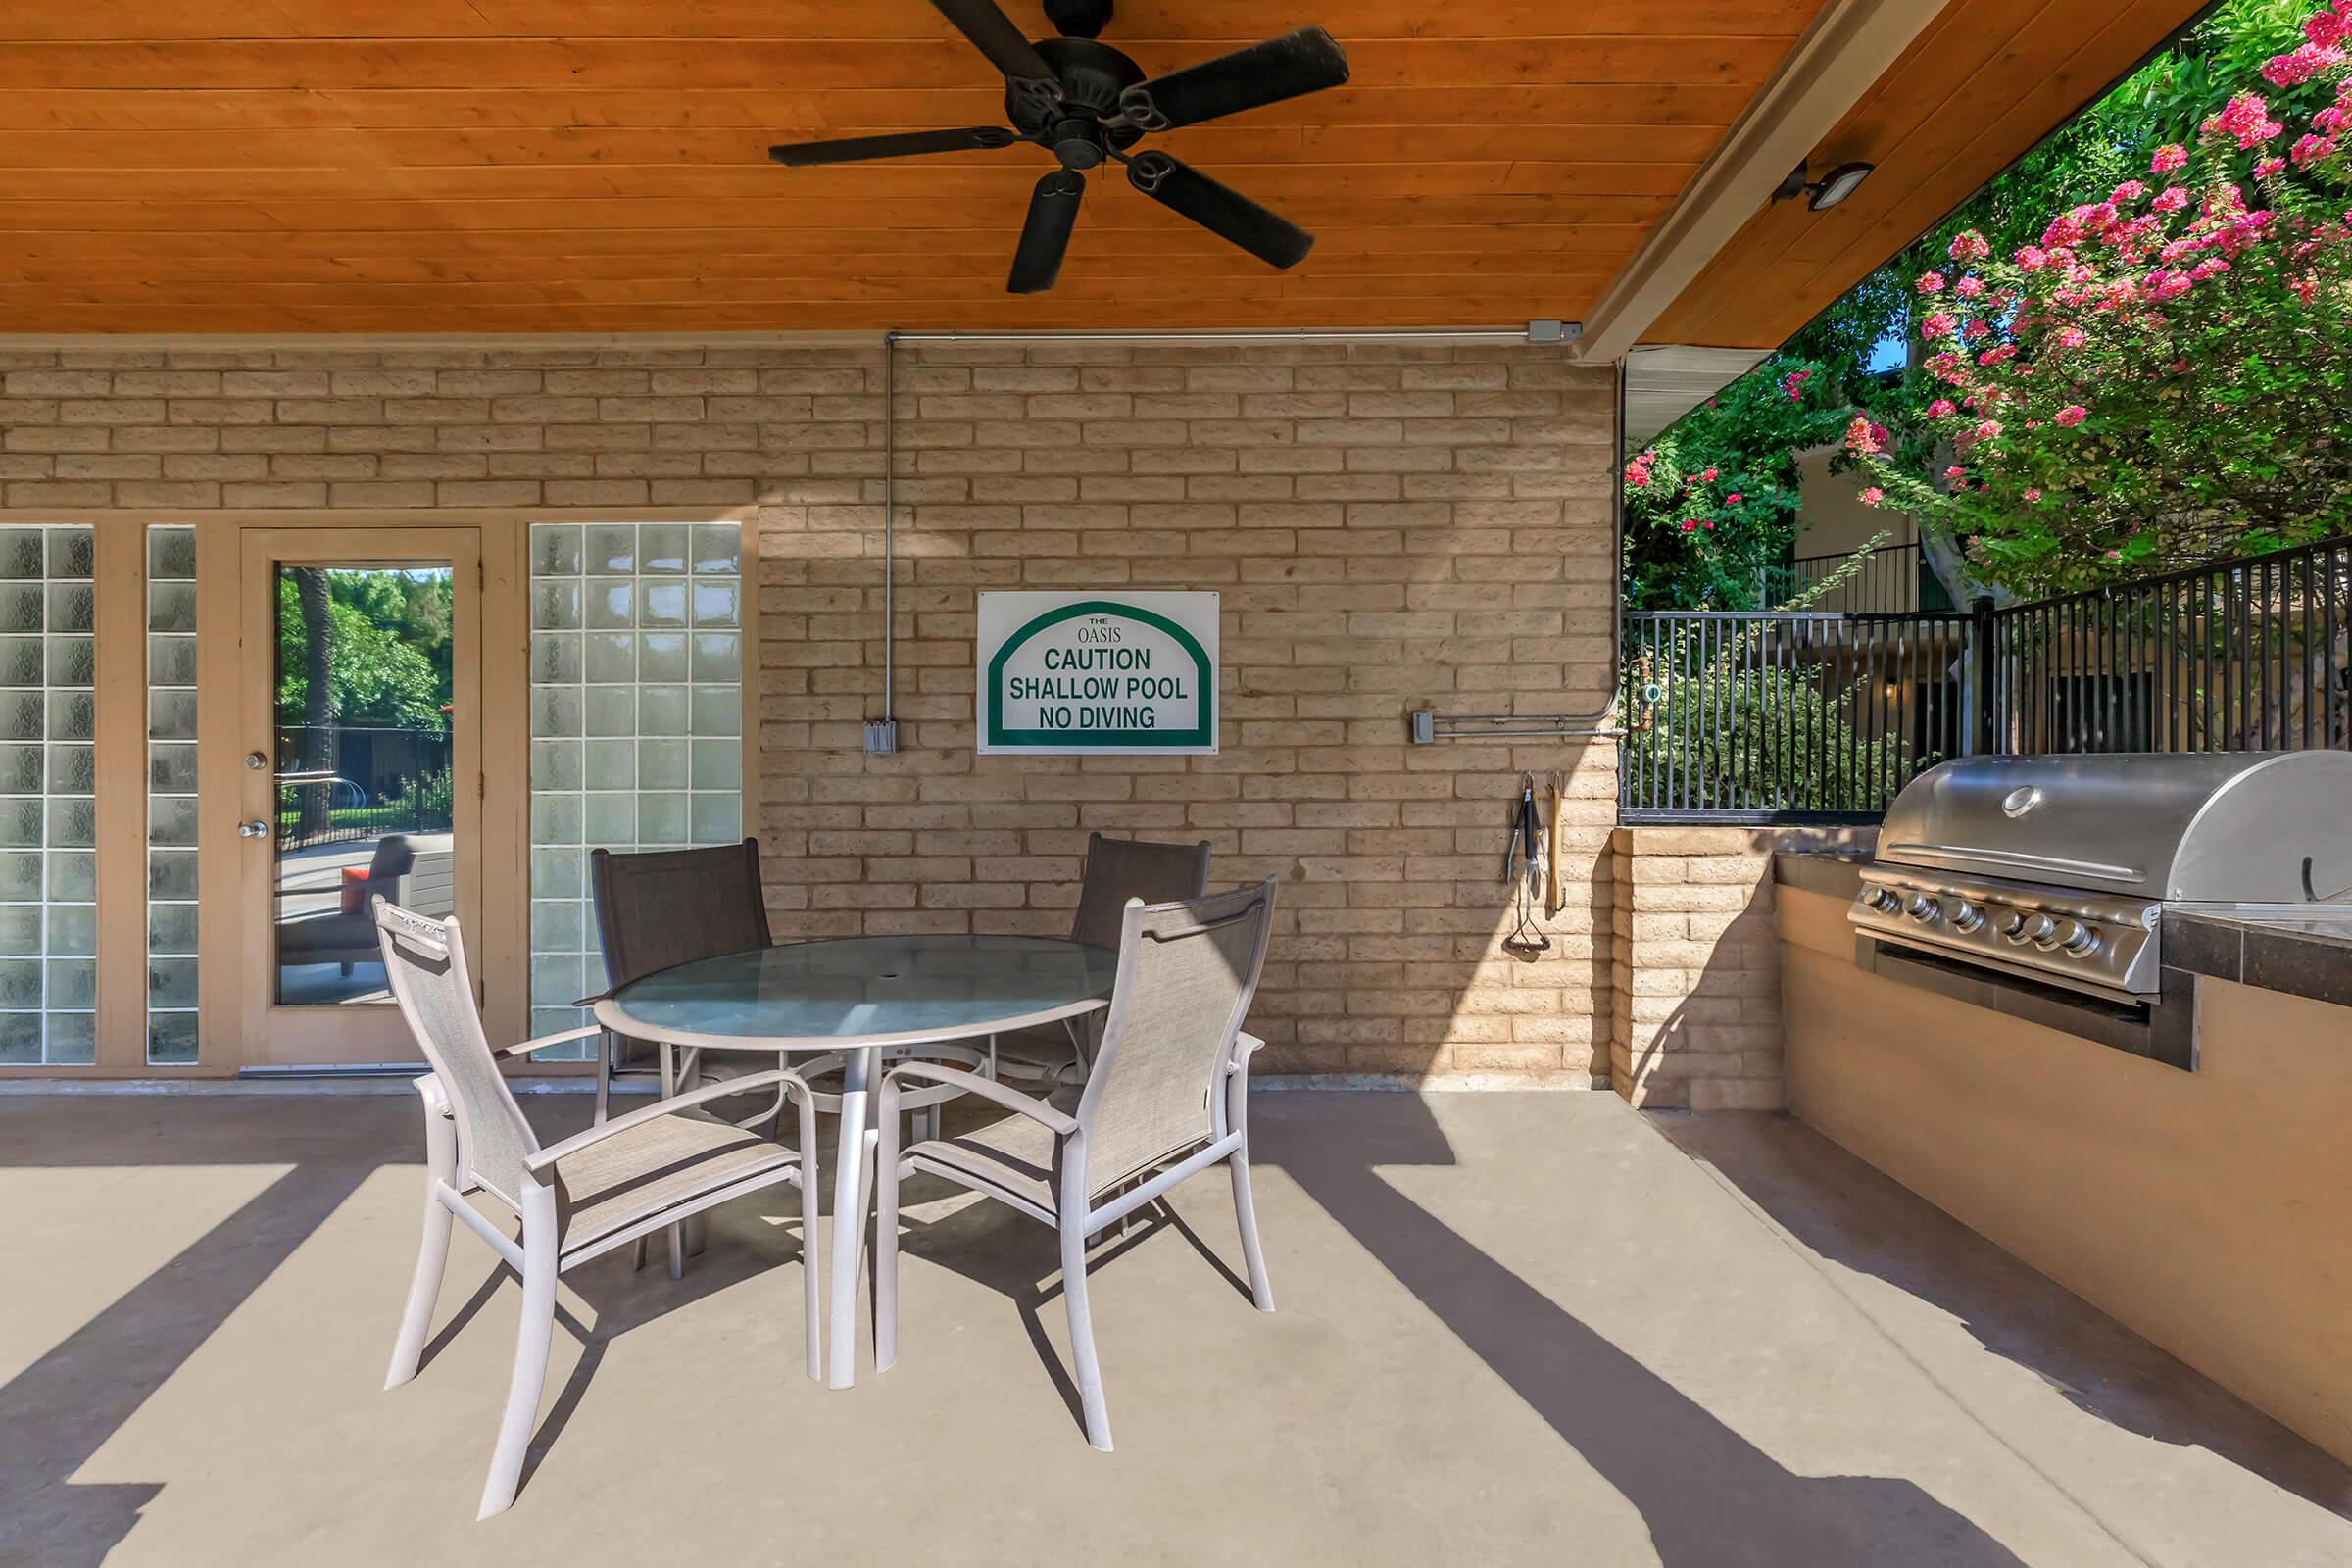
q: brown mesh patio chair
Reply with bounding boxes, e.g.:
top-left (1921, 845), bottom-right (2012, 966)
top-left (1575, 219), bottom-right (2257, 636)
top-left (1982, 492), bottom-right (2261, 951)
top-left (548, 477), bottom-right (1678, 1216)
top-left (587, 838), bottom-right (779, 1126)
top-left (989, 832), bottom-right (1212, 1089)
top-left (874, 879), bottom-right (1278, 1451)
top-left (375, 900), bottom-right (820, 1519)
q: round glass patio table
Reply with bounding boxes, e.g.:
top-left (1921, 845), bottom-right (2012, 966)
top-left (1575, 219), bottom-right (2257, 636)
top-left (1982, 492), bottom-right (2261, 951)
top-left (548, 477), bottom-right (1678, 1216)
top-left (595, 934), bottom-right (1118, 1390)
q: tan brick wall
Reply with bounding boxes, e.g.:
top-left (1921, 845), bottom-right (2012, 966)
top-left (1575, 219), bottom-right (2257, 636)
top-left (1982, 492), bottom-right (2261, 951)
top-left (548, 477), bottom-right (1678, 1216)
top-left (1608, 825), bottom-right (1875, 1109)
top-left (1609, 827), bottom-right (1783, 1110)
top-left (0, 337), bottom-right (1623, 1084)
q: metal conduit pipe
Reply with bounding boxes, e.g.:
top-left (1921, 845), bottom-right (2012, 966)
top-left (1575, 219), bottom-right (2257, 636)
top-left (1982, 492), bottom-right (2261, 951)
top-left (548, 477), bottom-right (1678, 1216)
top-left (865, 321), bottom-right (1621, 751)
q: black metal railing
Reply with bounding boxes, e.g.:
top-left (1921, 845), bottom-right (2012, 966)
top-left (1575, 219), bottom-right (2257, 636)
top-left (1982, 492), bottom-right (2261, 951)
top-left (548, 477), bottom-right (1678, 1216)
top-left (1622, 533), bottom-right (2352, 823)
top-left (274, 723), bottom-right (454, 852)
top-left (1985, 535), bottom-right (2352, 756)
top-left (1760, 543), bottom-right (1943, 615)
top-left (1621, 611), bottom-right (1976, 823)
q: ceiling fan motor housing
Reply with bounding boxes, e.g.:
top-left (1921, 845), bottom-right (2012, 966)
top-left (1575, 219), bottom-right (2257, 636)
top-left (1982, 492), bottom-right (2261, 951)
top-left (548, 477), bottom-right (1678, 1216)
top-left (1014, 37), bottom-right (1147, 166)
top-left (1043, 0), bottom-right (1113, 38)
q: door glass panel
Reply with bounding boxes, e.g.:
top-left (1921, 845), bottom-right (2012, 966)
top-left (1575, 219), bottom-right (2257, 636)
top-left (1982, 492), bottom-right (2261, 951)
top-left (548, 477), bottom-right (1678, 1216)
top-left (272, 564), bottom-right (456, 1005)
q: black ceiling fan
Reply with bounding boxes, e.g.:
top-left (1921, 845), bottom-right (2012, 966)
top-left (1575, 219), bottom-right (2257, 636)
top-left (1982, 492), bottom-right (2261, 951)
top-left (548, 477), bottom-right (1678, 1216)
top-left (766, 0), bottom-right (1348, 294)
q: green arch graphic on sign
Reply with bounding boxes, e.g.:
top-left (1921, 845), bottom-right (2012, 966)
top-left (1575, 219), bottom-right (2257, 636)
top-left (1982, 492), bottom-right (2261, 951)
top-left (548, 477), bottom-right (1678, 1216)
top-left (986, 599), bottom-right (1214, 749)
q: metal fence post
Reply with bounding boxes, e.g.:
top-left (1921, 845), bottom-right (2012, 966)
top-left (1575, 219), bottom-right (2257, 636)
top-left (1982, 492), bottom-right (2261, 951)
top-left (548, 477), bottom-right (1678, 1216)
top-left (1968, 594), bottom-right (1996, 756)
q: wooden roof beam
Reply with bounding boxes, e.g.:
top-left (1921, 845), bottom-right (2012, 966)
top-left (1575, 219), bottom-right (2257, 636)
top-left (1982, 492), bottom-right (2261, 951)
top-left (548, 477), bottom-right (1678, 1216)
top-left (1569, 0), bottom-right (1949, 365)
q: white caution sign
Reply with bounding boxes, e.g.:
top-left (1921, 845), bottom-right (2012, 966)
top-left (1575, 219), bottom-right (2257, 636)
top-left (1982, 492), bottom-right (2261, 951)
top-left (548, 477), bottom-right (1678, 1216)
top-left (976, 591), bottom-right (1219, 755)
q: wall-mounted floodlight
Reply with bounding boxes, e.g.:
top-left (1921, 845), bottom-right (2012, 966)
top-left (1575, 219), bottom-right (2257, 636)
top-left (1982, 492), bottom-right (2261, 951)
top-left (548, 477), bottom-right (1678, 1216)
top-left (1771, 160), bottom-right (1876, 212)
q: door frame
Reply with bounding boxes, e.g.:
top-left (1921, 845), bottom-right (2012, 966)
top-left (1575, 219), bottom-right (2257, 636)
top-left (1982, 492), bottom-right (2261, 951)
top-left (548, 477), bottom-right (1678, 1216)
top-left (236, 528), bottom-right (489, 1065)
top-left (0, 506), bottom-right (754, 1077)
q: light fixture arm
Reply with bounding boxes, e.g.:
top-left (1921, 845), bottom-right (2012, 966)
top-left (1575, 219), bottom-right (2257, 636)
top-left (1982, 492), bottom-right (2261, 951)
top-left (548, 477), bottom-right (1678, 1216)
top-left (1771, 158), bottom-right (1877, 212)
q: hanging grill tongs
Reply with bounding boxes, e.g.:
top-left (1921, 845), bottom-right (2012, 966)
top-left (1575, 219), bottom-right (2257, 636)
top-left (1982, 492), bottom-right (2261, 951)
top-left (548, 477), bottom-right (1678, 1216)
top-left (1501, 773), bottom-right (1550, 959)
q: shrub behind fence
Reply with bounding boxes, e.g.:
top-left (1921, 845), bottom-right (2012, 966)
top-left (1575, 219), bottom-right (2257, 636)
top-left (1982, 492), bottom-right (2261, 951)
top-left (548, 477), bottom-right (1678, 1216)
top-left (1622, 535), bottom-right (2352, 823)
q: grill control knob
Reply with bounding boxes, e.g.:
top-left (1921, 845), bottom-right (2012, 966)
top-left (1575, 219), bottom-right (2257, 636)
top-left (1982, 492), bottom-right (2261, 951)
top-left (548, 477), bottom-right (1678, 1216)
top-left (2011, 912), bottom-right (2056, 947)
top-left (1905, 893), bottom-right (1940, 922)
top-left (1863, 886), bottom-right (1900, 914)
top-left (1949, 901), bottom-right (1985, 933)
top-left (2029, 915), bottom-right (2065, 951)
top-left (2057, 919), bottom-right (2100, 956)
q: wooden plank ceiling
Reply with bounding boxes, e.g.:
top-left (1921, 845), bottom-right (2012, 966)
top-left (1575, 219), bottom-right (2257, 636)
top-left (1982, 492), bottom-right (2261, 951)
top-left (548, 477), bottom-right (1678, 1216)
top-left (0, 1), bottom-right (1827, 333)
top-left (1646, 0), bottom-right (2213, 349)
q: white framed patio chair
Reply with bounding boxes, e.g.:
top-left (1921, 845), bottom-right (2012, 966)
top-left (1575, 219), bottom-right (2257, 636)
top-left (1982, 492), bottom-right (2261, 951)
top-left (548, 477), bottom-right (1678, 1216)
top-left (874, 879), bottom-right (1279, 1451)
top-left (987, 831), bottom-right (1213, 1090)
top-left (373, 900), bottom-right (820, 1519)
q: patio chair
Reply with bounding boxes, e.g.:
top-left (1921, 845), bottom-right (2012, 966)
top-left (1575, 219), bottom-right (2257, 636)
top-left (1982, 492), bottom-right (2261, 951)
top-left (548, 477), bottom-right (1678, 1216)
top-left (587, 838), bottom-right (779, 1129)
top-left (988, 832), bottom-right (1213, 1089)
top-left (375, 899), bottom-right (820, 1520)
top-left (874, 879), bottom-right (1279, 1451)
top-left (275, 832), bottom-right (415, 977)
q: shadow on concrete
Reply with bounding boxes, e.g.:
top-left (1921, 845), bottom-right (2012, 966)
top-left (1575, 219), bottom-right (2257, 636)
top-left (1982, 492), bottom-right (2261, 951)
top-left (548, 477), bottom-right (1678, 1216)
top-left (1261, 1092), bottom-right (2032, 1568)
top-left (891, 1083), bottom-right (2030, 1567)
top-left (0, 1158), bottom-right (372, 1568)
top-left (1657, 1109), bottom-right (2352, 1521)
top-left (0, 1094), bottom-right (814, 1562)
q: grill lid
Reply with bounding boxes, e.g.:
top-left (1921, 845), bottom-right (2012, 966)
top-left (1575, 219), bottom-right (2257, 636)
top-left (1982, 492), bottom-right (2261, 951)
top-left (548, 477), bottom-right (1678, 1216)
top-left (1876, 752), bottom-right (2352, 903)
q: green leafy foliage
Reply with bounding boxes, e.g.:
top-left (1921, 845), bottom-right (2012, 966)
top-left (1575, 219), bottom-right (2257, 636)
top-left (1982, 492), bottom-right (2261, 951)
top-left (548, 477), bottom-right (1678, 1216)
top-left (1621, 355), bottom-right (1858, 609)
top-left (1623, 551), bottom-right (1919, 811)
top-left (275, 568), bottom-right (456, 730)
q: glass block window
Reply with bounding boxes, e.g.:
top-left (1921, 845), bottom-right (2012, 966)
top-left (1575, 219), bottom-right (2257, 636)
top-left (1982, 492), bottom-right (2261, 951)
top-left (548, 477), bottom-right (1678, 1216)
top-left (147, 526), bottom-right (200, 1064)
top-left (0, 526), bottom-right (97, 1065)
top-left (526, 522), bottom-right (744, 1055)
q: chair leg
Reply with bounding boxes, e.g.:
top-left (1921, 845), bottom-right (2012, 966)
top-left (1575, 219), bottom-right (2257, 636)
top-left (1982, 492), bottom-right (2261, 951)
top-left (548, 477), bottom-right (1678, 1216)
top-left (1225, 1056), bottom-right (1275, 1312)
top-left (592, 1032), bottom-right (612, 1126)
top-left (479, 1185), bottom-right (559, 1520)
top-left (1230, 1152), bottom-right (1276, 1313)
top-left (795, 1090), bottom-right (824, 1383)
top-left (1060, 1216), bottom-right (1112, 1451)
top-left (385, 1094), bottom-right (457, 1390)
top-left (874, 1086), bottom-right (902, 1372)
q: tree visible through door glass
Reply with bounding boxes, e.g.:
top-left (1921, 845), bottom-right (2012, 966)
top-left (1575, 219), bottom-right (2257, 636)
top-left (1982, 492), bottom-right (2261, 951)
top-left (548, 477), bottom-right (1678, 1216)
top-left (271, 564), bottom-right (456, 1005)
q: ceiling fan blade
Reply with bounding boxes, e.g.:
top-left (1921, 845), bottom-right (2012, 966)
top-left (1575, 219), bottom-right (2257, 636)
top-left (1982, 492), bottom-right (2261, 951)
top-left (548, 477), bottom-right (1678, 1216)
top-left (1118, 26), bottom-right (1348, 131)
top-left (767, 126), bottom-right (1017, 167)
top-left (1008, 169), bottom-right (1087, 295)
top-left (1124, 152), bottom-right (1313, 270)
top-left (930, 0), bottom-right (1060, 88)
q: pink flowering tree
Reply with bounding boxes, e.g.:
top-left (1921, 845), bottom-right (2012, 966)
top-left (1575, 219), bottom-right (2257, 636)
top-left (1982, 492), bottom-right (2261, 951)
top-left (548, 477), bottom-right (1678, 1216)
top-left (1855, 0), bottom-right (2352, 596)
top-left (1622, 355), bottom-right (1859, 608)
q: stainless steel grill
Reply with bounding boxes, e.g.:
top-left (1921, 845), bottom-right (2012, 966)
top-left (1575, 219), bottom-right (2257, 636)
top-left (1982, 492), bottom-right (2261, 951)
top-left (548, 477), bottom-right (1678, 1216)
top-left (1850, 752), bottom-right (2352, 1005)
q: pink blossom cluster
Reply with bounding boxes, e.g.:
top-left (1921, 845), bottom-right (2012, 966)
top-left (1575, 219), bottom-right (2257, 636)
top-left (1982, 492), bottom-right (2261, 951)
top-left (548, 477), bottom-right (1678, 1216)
top-left (2204, 92), bottom-right (2286, 149)
top-left (2265, 5), bottom-right (2352, 84)
top-left (1779, 368), bottom-right (1811, 402)
top-left (2263, 41), bottom-right (2347, 88)
top-left (1843, 416), bottom-right (1890, 457)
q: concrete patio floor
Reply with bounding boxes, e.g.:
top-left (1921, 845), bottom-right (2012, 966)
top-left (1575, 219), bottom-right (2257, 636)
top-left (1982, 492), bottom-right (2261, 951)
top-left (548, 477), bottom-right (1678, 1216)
top-left (5, 1090), bottom-right (2349, 1568)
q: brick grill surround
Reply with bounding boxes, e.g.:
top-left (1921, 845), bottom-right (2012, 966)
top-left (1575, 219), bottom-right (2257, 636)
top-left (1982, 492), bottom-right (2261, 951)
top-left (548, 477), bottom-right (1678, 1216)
top-left (0, 337), bottom-right (1623, 1085)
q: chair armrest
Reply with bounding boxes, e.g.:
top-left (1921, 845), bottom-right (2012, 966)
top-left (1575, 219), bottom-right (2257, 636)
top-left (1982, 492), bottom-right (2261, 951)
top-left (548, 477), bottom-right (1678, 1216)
top-left (1226, 1031), bottom-right (1266, 1073)
top-left (524, 1068), bottom-right (813, 1172)
top-left (494, 1023), bottom-right (606, 1060)
top-left (883, 1062), bottom-right (1079, 1137)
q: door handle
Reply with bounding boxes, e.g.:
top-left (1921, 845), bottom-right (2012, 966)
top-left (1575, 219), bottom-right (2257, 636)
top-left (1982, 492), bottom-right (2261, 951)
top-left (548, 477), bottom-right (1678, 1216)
top-left (236, 819), bottom-right (271, 839)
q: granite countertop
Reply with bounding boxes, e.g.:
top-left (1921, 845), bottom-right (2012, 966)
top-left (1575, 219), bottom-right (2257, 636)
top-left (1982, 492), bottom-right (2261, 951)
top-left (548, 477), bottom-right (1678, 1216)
top-left (1773, 850), bottom-right (1869, 900)
top-left (2161, 909), bottom-right (2352, 1010)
